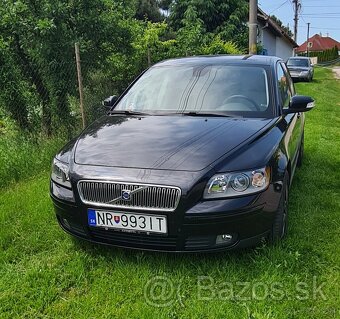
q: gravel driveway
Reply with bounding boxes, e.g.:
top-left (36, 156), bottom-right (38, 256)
top-left (332, 66), bottom-right (340, 79)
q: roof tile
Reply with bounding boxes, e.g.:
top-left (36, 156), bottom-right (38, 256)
top-left (296, 34), bottom-right (340, 52)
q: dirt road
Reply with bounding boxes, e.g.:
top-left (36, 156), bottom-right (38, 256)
top-left (332, 66), bottom-right (340, 79)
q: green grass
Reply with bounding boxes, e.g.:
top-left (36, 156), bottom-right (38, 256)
top-left (0, 68), bottom-right (339, 318)
top-left (0, 133), bottom-right (66, 189)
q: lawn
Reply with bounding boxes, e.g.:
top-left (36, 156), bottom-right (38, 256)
top-left (0, 67), bottom-right (339, 319)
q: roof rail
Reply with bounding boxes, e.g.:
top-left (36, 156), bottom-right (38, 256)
top-left (242, 54), bottom-right (253, 60)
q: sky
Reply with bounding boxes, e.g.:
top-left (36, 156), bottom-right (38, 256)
top-left (258, 0), bottom-right (340, 45)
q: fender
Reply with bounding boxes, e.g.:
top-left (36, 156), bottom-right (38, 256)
top-left (215, 117), bottom-right (290, 185)
top-left (55, 137), bottom-right (78, 164)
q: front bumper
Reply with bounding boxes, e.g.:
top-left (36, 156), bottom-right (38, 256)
top-left (290, 72), bottom-right (311, 81)
top-left (51, 182), bottom-right (282, 252)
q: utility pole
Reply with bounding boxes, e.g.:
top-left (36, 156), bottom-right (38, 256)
top-left (306, 22), bottom-right (310, 57)
top-left (293, 0), bottom-right (301, 43)
top-left (249, 0), bottom-right (258, 54)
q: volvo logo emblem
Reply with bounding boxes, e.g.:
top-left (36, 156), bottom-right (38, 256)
top-left (121, 190), bottom-right (131, 201)
top-left (106, 186), bottom-right (148, 205)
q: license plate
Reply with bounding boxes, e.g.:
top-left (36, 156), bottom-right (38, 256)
top-left (87, 209), bottom-right (167, 234)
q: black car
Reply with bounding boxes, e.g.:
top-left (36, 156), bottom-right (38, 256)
top-left (50, 55), bottom-right (314, 252)
top-left (287, 57), bottom-right (314, 82)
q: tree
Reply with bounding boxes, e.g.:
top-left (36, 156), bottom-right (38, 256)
top-left (270, 15), bottom-right (293, 38)
top-left (0, 0), bottom-right (136, 134)
top-left (0, 0), bottom-right (244, 135)
top-left (158, 0), bottom-right (172, 10)
top-left (168, 0), bottom-right (249, 49)
top-left (135, 0), bottom-right (164, 22)
top-left (176, 5), bottom-right (206, 56)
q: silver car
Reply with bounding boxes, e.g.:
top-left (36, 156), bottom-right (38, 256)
top-left (287, 57), bottom-right (314, 82)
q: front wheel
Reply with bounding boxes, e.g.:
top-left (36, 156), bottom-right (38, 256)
top-left (270, 173), bottom-right (289, 243)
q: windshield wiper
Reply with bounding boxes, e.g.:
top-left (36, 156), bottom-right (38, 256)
top-left (109, 110), bottom-right (239, 117)
top-left (180, 111), bottom-right (236, 118)
top-left (109, 110), bottom-right (149, 116)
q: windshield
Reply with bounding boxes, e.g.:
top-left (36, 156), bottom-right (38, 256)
top-left (287, 58), bottom-right (309, 67)
top-left (114, 64), bottom-right (270, 116)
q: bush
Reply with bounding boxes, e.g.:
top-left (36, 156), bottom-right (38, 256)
top-left (298, 46), bottom-right (339, 62)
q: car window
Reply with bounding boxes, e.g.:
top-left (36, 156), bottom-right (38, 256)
top-left (280, 62), bottom-right (295, 96)
top-left (287, 58), bottom-right (309, 67)
top-left (277, 63), bottom-right (292, 108)
top-left (115, 64), bottom-right (271, 117)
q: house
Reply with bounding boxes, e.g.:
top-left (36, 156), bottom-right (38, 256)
top-left (296, 33), bottom-right (340, 54)
top-left (257, 8), bottom-right (298, 60)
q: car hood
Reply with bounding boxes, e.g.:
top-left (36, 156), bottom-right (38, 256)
top-left (74, 115), bottom-right (274, 171)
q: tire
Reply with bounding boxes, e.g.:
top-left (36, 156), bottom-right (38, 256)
top-left (297, 132), bottom-right (304, 168)
top-left (270, 173), bottom-right (289, 243)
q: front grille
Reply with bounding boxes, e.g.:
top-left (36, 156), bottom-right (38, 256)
top-left (77, 180), bottom-right (181, 211)
top-left (90, 228), bottom-right (177, 250)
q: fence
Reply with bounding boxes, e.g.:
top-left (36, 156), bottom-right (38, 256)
top-left (0, 43), bottom-right (127, 139)
top-left (316, 56), bottom-right (340, 67)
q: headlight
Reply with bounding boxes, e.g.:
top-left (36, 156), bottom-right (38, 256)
top-left (203, 167), bottom-right (270, 199)
top-left (51, 158), bottom-right (71, 188)
top-left (51, 181), bottom-right (75, 202)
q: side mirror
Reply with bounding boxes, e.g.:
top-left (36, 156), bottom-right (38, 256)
top-left (102, 95), bottom-right (118, 111)
top-left (283, 95), bottom-right (315, 114)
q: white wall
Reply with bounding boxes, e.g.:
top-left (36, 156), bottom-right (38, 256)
top-left (259, 24), bottom-right (295, 60)
top-left (310, 57), bottom-right (318, 65)
top-left (262, 29), bottom-right (277, 56)
top-left (275, 38), bottom-right (294, 61)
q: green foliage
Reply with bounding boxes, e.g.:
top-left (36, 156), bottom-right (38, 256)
top-left (298, 46), bottom-right (339, 63)
top-left (203, 35), bottom-right (242, 55)
top-left (270, 15), bottom-right (293, 38)
top-left (0, 0), bottom-right (136, 134)
top-left (135, 0), bottom-right (164, 22)
top-left (0, 0), bottom-right (245, 135)
top-left (168, 0), bottom-right (249, 49)
top-left (175, 5), bottom-right (206, 56)
top-left (0, 132), bottom-right (66, 189)
top-left (158, 0), bottom-right (173, 10)
top-left (134, 21), bottom-right (175, 63)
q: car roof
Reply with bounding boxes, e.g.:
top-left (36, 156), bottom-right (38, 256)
top-left (154, 55), bottom-right (282, 67)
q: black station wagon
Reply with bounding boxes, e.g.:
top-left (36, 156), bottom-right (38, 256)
top-left (50, 55), bottom-right (314, 252)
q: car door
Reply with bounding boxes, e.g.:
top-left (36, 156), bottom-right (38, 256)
top-left (277, 61), bottom-right (302, 172)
